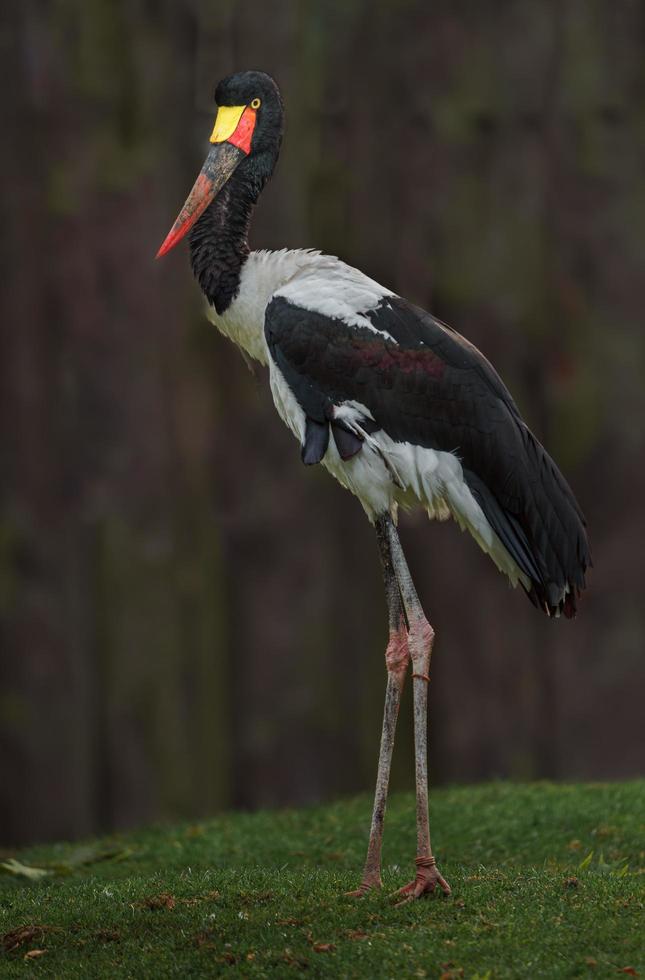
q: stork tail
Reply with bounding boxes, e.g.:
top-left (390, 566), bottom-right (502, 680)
top-left (465, 433), bottom-right (590, 618)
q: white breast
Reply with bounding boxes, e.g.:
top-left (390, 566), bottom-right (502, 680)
top-left (205, 249), bottom-right (319, 364)
top-left (268, 361), bottom-right (306, 443)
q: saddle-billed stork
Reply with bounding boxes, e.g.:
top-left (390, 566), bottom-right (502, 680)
top-left (157, 70), bottom-right (590, 902)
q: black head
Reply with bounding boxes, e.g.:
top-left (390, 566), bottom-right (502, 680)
top-left (215, 70), bottom-right (284, 159)
top-left (157, 70), bottom-right (283, 257)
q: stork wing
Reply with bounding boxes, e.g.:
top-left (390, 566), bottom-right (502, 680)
top-left (265, 293), bottom-right (589, 615)
top-left (266, 293), bottom-right (527, 495)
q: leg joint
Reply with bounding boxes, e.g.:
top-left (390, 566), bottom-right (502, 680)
top-left (408, 613), bottom-right (435, 671)
top-left (385, 625), bottom-right (410, 676)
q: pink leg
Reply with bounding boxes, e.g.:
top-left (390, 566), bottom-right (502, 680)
top-left (347, 515), bottom-right (410, 896)
top-left (384, 517), bottom-right (451, 902)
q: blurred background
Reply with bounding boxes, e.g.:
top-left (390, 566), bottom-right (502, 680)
top-left (1, 0), bottom-right (644, 847)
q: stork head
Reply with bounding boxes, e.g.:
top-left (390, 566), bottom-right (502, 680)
top-left (157, 70), bottom-right (283, 258)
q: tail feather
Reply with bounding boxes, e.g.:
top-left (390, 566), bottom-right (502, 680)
top-left (464, 430), bottom-right (590, 618)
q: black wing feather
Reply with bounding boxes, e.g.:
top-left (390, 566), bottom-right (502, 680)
top-left (265, 294), bottom-right (590, 617)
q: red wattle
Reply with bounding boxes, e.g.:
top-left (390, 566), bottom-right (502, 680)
top-left (227, 107), bottom-right (256, 155)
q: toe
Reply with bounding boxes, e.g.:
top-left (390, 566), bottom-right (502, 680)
top-left (437, 873), bottom-right (451, 896)
top-left (393, 880), bottom-right (415, 897)
top-left (345, 887), bottom-right (366, 898)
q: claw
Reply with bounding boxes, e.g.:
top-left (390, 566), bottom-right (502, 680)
top-left (394, 891), bottom-right (415, 907)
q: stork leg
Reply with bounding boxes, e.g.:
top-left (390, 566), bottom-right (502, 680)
top-left (347, 514), bottom-right (410, 897)
top-left (383, 515), bottom-right (451, 902)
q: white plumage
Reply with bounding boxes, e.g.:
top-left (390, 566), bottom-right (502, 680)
top-left (276, 254), bottom-right (394, 334)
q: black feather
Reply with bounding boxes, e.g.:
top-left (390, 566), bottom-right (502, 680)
top-left (302, 418), bottom-right (329, 465)
top-left (331, 422), bottom-right (363, 460)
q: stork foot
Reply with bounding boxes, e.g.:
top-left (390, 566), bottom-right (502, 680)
top-left (345, 874), bottom-right (382, 898)
top-left (393, 858), bottom-right (451, 905)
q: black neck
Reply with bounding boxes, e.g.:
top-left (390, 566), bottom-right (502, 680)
top-left (188, 172), bottom-right (257, 315)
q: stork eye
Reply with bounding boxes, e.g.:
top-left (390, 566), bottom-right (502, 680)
top-left (251, 98), bottom-right (261, 109)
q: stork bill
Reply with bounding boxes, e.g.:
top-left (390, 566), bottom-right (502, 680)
top-left (157, 70), bottom-right (591, 902)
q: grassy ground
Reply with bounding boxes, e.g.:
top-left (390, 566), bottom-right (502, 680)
top-left (0, 782), bottom-right (643, 978)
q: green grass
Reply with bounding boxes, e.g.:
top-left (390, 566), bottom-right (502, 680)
top-left (1, 782), bottom-right (643, 978)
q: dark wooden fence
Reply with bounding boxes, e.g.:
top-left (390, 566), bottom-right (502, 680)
top-left (1, 0), bottom-right (643, 844)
